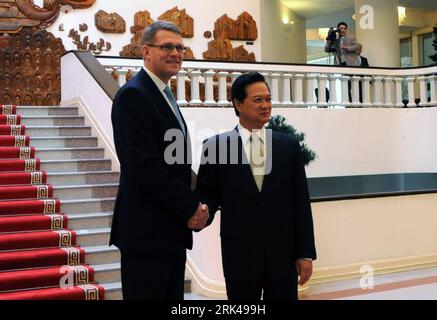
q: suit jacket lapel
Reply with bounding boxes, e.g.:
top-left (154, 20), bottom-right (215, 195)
top-left (260, 129), bottom-right (278, 193)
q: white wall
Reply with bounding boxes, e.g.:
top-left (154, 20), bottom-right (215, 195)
top-left (259, 0), bottom-right (307, 63)
top-left (182, 107), bottom-right (437, 178)
top-left (47, 0), bottom-right (261, 60)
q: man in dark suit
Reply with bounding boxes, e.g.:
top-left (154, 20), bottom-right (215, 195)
top-left (196, 72), bottom-right (317, 300)
top-left (110, 21), bottom-right (209, 300)
top-left (356, 44), bottom-right (370, 67)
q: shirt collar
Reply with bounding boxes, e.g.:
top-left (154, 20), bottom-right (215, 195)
top-left (143, 66), bottom-right (168, 93)
top-left (237, 124), bottom-right (266, 144)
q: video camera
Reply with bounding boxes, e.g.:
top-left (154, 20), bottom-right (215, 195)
top-left (326, 27), bottom-right (340, 42)
top-left (325, 27), bottom-right (341, 53)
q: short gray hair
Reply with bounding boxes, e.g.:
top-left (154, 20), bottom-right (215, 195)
top-left (141, 21), bottom-right (182, 45)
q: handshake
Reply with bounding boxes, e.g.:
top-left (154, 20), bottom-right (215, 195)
top-left (187, 203), bottom-right (209, 230)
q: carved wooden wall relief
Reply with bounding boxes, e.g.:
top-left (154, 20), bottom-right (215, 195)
top-left (0, 27), bottom-right (65, 106)
top-left (0, 0), bottom-right (96, 33)
top-left (79, 23), bottom-right (87, 32)
top-left (203, 34), bottom-right (232, 61)
top-left (158, 6), bottom-right (193, 38)
top-left (232, 12), bottom-right (257, 41)
top-left (95, 9), bottom-right (125, 33)
top-left (205, 11), bottom-right (257, 62)
top-left (120, 10), bottom-right (154, 57)
top-left (68, 27), bottom-right (111, 54)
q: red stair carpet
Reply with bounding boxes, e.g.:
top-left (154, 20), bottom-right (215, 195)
top-left (0, 105), bottom-right (104, 300)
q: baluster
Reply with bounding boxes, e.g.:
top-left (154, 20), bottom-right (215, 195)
top-left (292, 74), bottom-right (305, 107)
top-left (328, 74), bottom-right (339, 106)
top-left (372, 76), bottom-right (383, 107)
top-left (217, 71), bottom-right (230, 107)
top-left (189, 70), bottom-right (202, 106)
top-left (406, 77), bottom-right (416, 107)
top-left (281, 74), bottom-right (293, 107)
top-left (270, 73), bottom-right (281, 107)
top-left (394, 77), bottom-right (404, 108)
top-left (117, 69), bottom-right (128, 87)
top-left (361, 76), bottom-right (372, 107)
top-left (351, 76), bottom-right (361, 107)
top-left (176, 70), bottom-right (188, 106)
top-left (383, 77), bottom-right (394, 108)
top-left (305, 74), bottom-right (316, 107)
top-left (340, 76), bottom-right (351, 107)
top-left (417, 76), bottom-right (429, 107)
top-left (316, 74), bottom-right (328, 107)
top-left (230, 72), bottom-right (242, 84)
top-left (429, 75), bottom-right (437, 107)
top-left (203, 70), bottom-right (216, 107)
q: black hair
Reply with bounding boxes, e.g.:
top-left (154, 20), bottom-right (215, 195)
top-left (337, 22), bottom-right (348, 29)
top-left (231, 72), bottom-right (270, 116)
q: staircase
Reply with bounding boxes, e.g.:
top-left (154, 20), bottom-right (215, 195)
top-left (0, 104), bottom-right (122, 300)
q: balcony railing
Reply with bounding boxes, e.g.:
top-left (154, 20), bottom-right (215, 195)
top-left (97, 56), bottom-right (437, 108)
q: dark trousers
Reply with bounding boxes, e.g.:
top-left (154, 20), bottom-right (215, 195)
top-left (225, 269), bottom-right (298, 300)
top-left (120, 251), bottom-right (186, 300)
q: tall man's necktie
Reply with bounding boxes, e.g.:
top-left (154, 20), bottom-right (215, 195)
top-left (163, 85), bottom-right (186, 137)
top-left (250, 134), bottom-right (265, 192)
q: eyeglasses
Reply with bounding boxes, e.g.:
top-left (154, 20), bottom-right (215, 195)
top-left (146, 44), bottom-right (187, 53)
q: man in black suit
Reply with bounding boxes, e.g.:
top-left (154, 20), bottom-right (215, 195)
top-left (196, 72), bottom-right (317, 300)
top-left (110, 21), bottom-right (209, 300)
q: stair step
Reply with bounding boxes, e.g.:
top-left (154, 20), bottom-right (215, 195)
top-left (84, 245), bottom-right (120, 265)
top-left (67, 212), bottom-right (112, 230)
top-left (26, 126), bottom-right (92, 137)
top-left (61, 198), bottom-right (115, 214)
top-left (53, 184), bottom-right (118, 200)
top-left (16, 107), bottom-right (78, 116)
top-left (93, 263), bottom-right (121, 284)
top-left (36, 148), bottom-right (105, 160)
top-left (102, 282), bottom-right (122, 300)
top-left (76, 228), bottom-right (110, 247)
top-left (21, 116), bottom-right (85, 127)
top-left (41, 159), bottom-right (112, 173)
top-left (30, 136), bottom-right (98, 148)
top-left (47, 172), bottom-right (119, 186)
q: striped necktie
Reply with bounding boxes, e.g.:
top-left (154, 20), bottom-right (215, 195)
top-left (249, 134), bottom-right (265, 192)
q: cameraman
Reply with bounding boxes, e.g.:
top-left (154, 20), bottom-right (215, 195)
top-left (324, 22), bottom-right (361, 66)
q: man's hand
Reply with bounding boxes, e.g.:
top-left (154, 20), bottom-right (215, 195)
top-left (295, 259), bottom-right (313, 286)
top-left (340, 44), bottom-right (347, 50)
top-left (187, 203), bottom-right (209, 230)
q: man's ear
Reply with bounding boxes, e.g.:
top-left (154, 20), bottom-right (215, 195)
top-left (141, 45), bottom-right (149, 59)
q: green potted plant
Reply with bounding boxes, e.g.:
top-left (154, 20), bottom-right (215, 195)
top-left (267, 115), bottom-right (317, 166)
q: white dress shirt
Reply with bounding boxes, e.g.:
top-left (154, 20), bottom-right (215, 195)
top-left (238, 124), bottom-right (266, 173)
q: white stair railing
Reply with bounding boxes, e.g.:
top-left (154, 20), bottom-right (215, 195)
top-left (97, 56), bottom-right (437, 108)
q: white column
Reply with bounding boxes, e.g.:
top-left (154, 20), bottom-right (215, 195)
top-left (340, 76), bottom-right (351, 107)
top-left (417, 76), bottom-right (429, 107)
top-left (406, 77), bottom-right (416, 107)
top-left (292, 74), bottom-right (305, 107)
top-left (372, 76), bottom-right (383, 107)
top-left (383, 77), bottom-right (394, 108)
top-left (117, 69), bottom-right (128, 87)
top-left (189, 70), bottom-right (202, 106)
top-left (176, 70), bottom-right (188, 106)
top-left (230, 72), bottom-right (242, 84)
top-left (217, 71), bottom-right (230, 107)
top-left (281, 74), bottom-right (293, 107)
top-left (354, 0), bottom-right (400, 67)
top-left (429, 75), bottom-right (437, 107)
top-left (316, 74), bottom-right (328, 107)
top-left (394, 77), bottom-right (404, 108)
top-left (270, 73), bottom-right (281, 107)
top-left (351, 76), bottom-right (361, 106)
top-left (361, 76), bottom-right (372, 107)
top-left (305, 74), bottom-right (316, 107)
top-left (328, 75), bottom-right (340, 106)
top-left (203, 70), bottom-right (216, 107)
